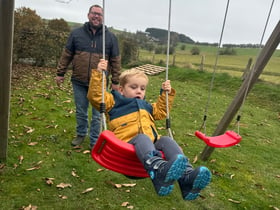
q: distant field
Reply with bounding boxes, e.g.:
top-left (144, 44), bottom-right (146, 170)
top-left (138, 44), bottom-right (280, 84)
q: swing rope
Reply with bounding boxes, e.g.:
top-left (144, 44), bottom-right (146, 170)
top-left (196, 0), bottom-right (275, 148)
top-left (165, 0), bottom-right (173, 139)
top-left (199, 0), bottom-right (231, 134)
top-left (235, 0), bottom-right (275, 134)
top-left (100, 0), bottom-right (107, 132)
top-left (91, 0), bottom-right (174, 177)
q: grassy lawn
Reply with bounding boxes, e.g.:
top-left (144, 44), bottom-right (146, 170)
top-left (138, 45), bottom-right (280, 84)
top-left (0, 63), bottom-right (279, 209)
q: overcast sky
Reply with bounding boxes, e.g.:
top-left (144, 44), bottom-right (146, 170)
top-left (15, 0), bottom-right (280, 47)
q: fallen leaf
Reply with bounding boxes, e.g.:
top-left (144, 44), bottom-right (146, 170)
top-left (122, 183), bottom-right (136, 187)
top-left (26, 166), bottom-right (40, 171)
top-left (210, 159), bottom-right (216, 163)
top-left (115, 184), bottom-right (122, 188)
top-left (269, 205), bottom-right (279, 210)
top-left (82, 187), bottom-right (94, 194)
top-left (58, 194), bottom-right (68, 199)
top-left (192, 155), bottom-right (198, 163)
top-left (18, 155), bottom-right (24, 164)
top-left (121, 202), bottom-right (129, 207)
top-left (228, 198), bottom-right (241, 204)
top-left (45, 177), bottom-right (55, 186)
top-left (127, 205), bottom-right (134, 209)
top-left (157, 127), bottom-right (165, 130)
top-left (83, 150), bottom-right (90, 154)
top-left (28, 142), bottom-right (38, 146)
top-left (71, 170), bottom-right (79, 178)
top-left (62, 99), bottom-right (71, 103)
top-left (56, 183), bottom-right (72, 189)
top-left (22, 204), bottom-right (38, 210)
top-left (97, 168), bottom-right (104, 172)
top-left (24, 126), bottom-right (35, 134)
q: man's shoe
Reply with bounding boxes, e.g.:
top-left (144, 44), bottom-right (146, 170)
top-left (71, 136), bottom-right (85, 146)
top-left (178, 166), bottom-right (211, 200)
top-left (145, 154), bottom-right (187, 196)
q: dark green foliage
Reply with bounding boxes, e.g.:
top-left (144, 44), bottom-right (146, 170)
top-left (190, 46), bottom-right (200, 55)
top-left (219, 47), bottom-right (237, 55)
top-left (145, 28), bottom-right (194, 45)
top-left (13, 7), bottom-right (70, 67)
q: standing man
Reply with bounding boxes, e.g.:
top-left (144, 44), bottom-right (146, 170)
top-left (56, 4), bottom-right (121, 149)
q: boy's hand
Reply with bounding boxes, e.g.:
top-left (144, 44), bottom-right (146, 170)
top-left (97, 59), bottom-right (108, 72)
top-left (162, 80), bottom-right (171, 94)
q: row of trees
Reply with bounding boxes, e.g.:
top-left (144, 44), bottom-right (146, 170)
top-left (13, 7), bottom-right (243, 68)
top-left (13, 7), bottom-right (186, 68)
top-left (13, 7), bottom-right (70, 66)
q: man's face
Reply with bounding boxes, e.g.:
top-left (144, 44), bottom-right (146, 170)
top-left (88, 6), bottom-right (103, 29)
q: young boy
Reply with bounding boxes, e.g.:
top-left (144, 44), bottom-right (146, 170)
top-left (87, 59), bottom-right (211, 200)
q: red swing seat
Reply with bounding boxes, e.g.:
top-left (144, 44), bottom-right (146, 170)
top-left (195, 130), bottom-right (242, 148)
top-left (91, 130), bottom-right (150, 178)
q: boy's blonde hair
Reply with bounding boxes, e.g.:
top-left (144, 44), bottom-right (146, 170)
top-left (119, 68), bottom-right (149, 87)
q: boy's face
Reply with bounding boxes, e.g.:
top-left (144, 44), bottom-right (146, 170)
top-left (119, 75), bottom-right (148, 100)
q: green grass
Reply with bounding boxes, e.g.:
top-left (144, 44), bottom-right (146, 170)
top-left (139, 44), bottom-right (280, 84)
top-left (0, 64), bottom-right (279, 209)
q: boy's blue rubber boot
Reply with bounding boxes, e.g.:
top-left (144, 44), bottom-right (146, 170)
top-left (144, 154), bottom-right (187, 196)
top-left (178, 166), bottom-right (211, 200)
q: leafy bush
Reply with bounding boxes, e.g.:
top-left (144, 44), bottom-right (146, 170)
top-left (190, 46), bottom-right (200, 55)
top-left (219, 47), bottom-right (237, 55)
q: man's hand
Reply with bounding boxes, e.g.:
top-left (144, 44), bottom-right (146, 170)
top-left (111, 83), bottom-right (119, 91)
top-left (97, 59), bottom-right (108, 72)
top-left (56, 76), bottom-right (64, 87)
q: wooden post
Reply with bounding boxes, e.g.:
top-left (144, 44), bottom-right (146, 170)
top-left (241, 57), bottom-right (253, 80)
top-left (200, 21), bottom-right (280, 161)
top-left (0, 0), bottom-right (14, 160)
top-left (172, 53), bottom-right (176, 66)
top-left (152, 52), bottom-right (155, 64)
top-left (200, 55), bottom-right (205, 71)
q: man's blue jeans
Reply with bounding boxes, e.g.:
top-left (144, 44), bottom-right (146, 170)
top-left (72, 82), bottom-right (100, 146)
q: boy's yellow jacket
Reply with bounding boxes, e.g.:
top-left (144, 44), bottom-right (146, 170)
top-left (87, 70), bottom-right (176, 143)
